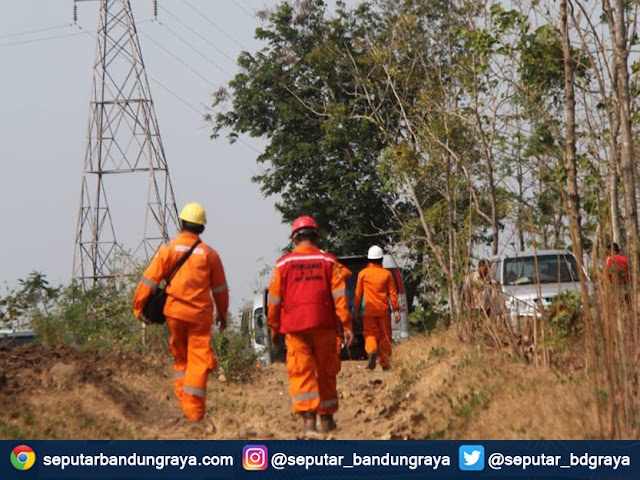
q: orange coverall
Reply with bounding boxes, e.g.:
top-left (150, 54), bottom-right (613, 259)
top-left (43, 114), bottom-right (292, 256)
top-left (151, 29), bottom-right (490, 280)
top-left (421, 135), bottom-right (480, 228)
top-left (267, 244), bottom-right (352, 416)
top-left (133, 231), bottom-right (229, 421)
top-left (354, 262), bottom-right (399, 369)
top-left (335, 262), bottom-right (352, 356)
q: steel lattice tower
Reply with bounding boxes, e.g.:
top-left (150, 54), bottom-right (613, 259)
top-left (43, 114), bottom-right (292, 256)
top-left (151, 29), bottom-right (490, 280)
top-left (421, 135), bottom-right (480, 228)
top-left (73, 0), bottom-right (179, 285)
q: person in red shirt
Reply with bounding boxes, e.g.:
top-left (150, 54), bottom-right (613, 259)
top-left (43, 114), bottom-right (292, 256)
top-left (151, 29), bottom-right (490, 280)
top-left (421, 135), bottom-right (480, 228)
top-left (133, 203), bottom-right (228, 423)
top-left (354, 245), bottom-right (400, 371)
top-left (606, 242), bottom-right (630, 285)
top-left (267, 216), bottom-right (353, 434)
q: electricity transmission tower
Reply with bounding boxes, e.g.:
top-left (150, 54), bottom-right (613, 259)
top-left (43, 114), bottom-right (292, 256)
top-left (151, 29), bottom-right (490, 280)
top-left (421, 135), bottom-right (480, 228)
top-left (73, 0), bottom-right (179, 285)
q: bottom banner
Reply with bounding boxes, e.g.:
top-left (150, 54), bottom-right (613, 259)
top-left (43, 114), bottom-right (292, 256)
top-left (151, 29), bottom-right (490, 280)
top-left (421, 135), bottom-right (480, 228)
top-left (2, 440), bottom-right (638, 479)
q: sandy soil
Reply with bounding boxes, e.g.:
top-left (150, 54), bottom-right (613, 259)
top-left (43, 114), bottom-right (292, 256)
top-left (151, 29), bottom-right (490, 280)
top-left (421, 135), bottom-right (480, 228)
top-left (0, 330), bottom-right (601, 440)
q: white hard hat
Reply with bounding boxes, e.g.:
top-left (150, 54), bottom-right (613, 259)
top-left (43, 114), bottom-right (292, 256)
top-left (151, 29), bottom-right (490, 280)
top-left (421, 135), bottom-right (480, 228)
top-left (367, 245), bottom-right (384, 260)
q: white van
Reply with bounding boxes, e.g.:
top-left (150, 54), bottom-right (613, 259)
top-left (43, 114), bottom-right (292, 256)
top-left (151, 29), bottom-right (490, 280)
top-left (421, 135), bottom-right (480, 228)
top-left (489, 249), bottom-right (592, 335)
top-left (240, 293), bottom-right (274, 365)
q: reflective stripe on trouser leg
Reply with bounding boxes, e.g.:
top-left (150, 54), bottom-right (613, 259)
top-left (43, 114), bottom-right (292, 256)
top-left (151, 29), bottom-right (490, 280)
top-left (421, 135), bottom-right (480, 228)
top-left (363, 315), bottom-right (381, 356)
top-left (168, 319), bottom-right (189, 405)
top-left (285, 333), bottom-right (320, 414)
top-left (377, 313), bottom-right (393, 368)
top-left (183, 320), bottom-right (216, 421)
top-left (314, 329), bottom-right (340, 415)
top-left (168, 317), bottom-right (216, 422)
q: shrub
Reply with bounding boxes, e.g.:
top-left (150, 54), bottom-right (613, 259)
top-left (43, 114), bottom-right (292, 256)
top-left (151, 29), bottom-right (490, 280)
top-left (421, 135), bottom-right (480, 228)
top-left (546, 290), bottom-right (583, 340)
top-left (1, 272), bottom-right (167, 353)
top-left (408, 305), bottom-right (445, 334)
top-left (213, 331), bottom-right (257, 383)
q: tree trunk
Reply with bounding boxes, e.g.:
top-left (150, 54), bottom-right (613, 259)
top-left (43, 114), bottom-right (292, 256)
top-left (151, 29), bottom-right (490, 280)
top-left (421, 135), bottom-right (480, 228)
top-left (560, 0), bottom-right (583, 255)
top-left (609, 145), bottom-right (622, 246)
top-left (607, 0), bottom-right (639, 274)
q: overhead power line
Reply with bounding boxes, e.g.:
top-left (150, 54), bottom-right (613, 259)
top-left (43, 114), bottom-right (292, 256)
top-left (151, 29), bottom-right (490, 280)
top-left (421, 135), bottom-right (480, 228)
top-left (77, 27), bottom-right (211, 119)
top-left (159, 5), bottom-right (237, 64)
top-left (151, 76), bottom-right (262, 155)
top-left (158, 21), bottom-right (234, 78)
top-left (181, 0), bottom-right (248, 50)
top-left (0, 23), bottom-right (69, 40)
top-left (0, 20), bottom-right (152, 48)
top-left (80, 25), bottom-right (226, 109)
top-left (149, 77), bottom-right (206, 116)
top-left (0, 29), bottom-right (87, 47)
top-left (0, 5), bottom-right (261, 156)
top-left (139, 29), bottom-right (217, 87)
top-left (229, 0), bottom-right (260, 21)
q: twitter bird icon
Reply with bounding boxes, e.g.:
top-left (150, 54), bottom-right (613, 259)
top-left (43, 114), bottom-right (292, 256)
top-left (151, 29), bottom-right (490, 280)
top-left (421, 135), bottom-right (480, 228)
top-left (459, 445), bottom-right (485, 471)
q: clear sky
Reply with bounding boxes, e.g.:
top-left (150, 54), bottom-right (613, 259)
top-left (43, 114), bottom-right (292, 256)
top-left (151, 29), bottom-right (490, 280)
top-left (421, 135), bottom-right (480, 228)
top-left (0, 0), bottom-right (293, 317)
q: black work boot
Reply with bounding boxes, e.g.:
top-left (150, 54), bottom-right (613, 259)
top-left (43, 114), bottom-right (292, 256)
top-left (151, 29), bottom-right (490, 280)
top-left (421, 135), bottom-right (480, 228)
top-left (318, 414), bottom-right (337, 432)
top-left (301, 412), bottom-right (317, 433)
top-left (366, 351), bottom-right (378, 370)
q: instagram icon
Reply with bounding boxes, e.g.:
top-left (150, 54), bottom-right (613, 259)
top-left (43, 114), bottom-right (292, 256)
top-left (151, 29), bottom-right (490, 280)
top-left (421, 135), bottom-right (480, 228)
top-left (242, 445), bottom-right (268, 470)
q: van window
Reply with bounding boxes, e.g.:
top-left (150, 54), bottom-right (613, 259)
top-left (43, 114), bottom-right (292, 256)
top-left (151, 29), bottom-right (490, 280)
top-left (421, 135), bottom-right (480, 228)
top-left (253, 307), bottom-right (266, 345)
top-left (503, 254), bottom-right (579, 285)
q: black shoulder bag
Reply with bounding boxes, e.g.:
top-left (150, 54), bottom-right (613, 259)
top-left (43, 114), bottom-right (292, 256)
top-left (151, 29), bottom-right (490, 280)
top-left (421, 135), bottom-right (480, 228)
top-left (142, 239), bottom-right (201, 325)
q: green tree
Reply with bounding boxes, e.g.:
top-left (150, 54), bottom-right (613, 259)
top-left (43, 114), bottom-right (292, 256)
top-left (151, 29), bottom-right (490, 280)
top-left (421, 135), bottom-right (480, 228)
top-left (211, 0), bottom-right (398, 255)
top-left (0, 271), bottom-right (59, 324)
top-left (340, 0), bottom-right (506, 317)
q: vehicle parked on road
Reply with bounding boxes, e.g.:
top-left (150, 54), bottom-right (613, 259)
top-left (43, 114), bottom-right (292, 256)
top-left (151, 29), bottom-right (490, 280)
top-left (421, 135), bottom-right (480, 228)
top-left (489, 249), bottom-right (591, 335)
top-left (0, 318), bottom-right (36, 348)
top-left (240, 293), bottom-right (275, 365)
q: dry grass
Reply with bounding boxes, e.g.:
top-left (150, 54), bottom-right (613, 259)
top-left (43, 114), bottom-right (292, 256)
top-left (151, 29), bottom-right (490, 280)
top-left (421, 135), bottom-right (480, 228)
top-left (380, 329), bottom-right (600, 440)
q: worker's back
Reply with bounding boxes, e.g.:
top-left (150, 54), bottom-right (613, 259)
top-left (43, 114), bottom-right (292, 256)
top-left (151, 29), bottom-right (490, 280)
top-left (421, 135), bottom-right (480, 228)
top-left (357, 264), bottom-right (396, 316)
top-left (337, 254), bottom-right (409, 359)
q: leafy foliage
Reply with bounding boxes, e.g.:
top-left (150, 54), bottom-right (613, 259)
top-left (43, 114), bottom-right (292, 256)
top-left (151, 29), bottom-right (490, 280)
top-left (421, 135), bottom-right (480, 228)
top-left (213, 331), bottom-right (258, 383)
top-left (546, 290), bottom-right (584, 339)
top-left (0, 271), bottom-right (60, 325)
top-left (212, 0), bottom-right (398, 255)
top-left (31, 281), bottom-right (167, 350)
top-left (1, 272), bottom-right (166, 352)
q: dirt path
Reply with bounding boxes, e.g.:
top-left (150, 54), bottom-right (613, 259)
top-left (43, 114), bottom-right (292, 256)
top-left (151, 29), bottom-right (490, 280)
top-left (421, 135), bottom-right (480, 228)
top-left (0, 331), bottom-right (600, 440)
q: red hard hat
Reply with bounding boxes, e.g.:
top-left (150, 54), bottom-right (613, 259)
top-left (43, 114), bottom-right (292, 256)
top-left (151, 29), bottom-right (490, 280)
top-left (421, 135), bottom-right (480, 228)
top-left (291, 215), bottom-right (318, 238)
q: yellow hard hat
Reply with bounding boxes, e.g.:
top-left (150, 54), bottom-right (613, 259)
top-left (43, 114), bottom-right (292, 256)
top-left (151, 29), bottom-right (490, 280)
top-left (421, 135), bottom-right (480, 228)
top-left (179, 203), bottom-right (206, 225)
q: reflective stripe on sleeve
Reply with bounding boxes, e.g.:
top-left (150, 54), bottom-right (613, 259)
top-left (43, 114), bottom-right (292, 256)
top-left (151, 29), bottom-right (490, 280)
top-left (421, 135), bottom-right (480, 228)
top-left (211, 284), bottom-right (228, 293)
top-left (332, 289), bottom-right (345, 299)
top-left (141, 277), bottom-right (158, 291)
top-left (268, 294), bottom-right (281, 305)
top-left (173, 370), bottom-right (185, 378)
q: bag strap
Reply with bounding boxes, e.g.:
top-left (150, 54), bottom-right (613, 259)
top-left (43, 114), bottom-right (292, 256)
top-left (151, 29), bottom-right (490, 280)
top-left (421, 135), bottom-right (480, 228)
top-left (165, 239), bottom-right (201, 286)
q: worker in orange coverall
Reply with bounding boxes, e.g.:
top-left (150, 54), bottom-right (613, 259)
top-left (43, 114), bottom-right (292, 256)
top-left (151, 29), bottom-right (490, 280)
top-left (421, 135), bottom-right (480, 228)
top-left (267, 215), bottom-right (353, 434)
top-left (333, 258), bottom-right (352, 359)
top-left (354, 245), bottom-right (400, 371)
top-left (133, 203), bottom-right (229, 422)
